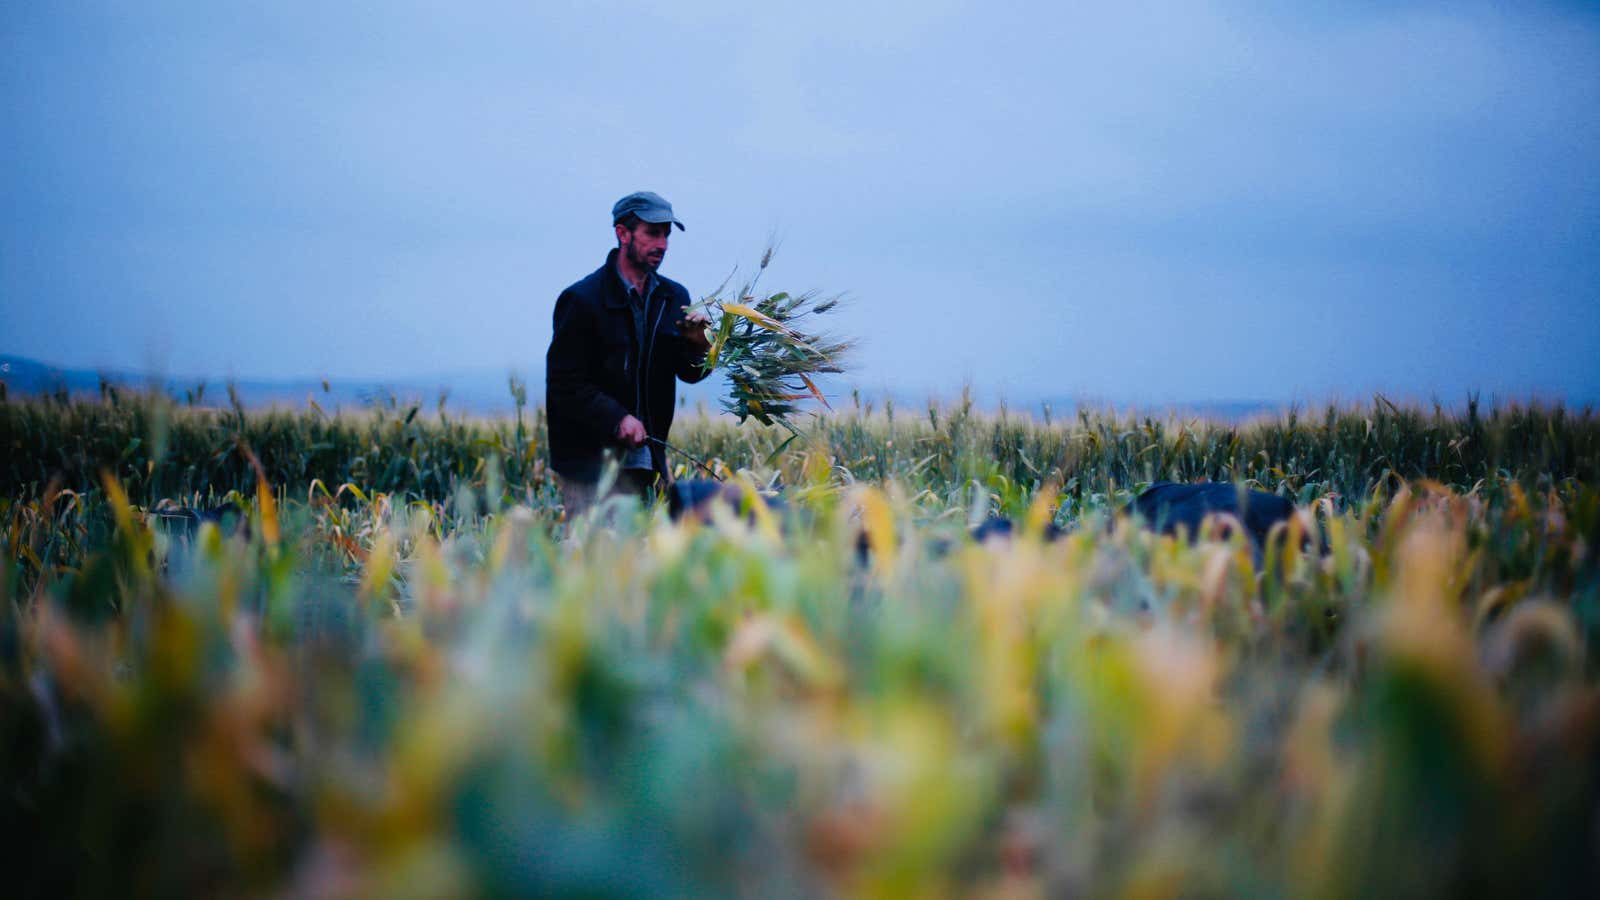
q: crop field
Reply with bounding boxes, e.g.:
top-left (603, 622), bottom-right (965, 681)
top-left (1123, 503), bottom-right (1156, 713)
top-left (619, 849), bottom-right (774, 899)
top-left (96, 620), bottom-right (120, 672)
top-left (3, 390), bottom-right (1598, 897)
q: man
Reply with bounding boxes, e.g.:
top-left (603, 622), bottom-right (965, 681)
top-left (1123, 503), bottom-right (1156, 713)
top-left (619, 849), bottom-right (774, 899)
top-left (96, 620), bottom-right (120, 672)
top-left (545, 191), bottom-right (712, 516)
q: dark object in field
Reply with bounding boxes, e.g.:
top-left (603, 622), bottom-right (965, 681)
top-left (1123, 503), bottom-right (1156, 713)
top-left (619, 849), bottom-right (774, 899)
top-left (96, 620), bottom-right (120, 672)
top-left (667, 479), bottom-right (728, 521)
top-left (148, 502), bottom-right (249, 539)
top-left (970, 517), bottom-right (1065, 543)
top-left (918, 517), bottom-right (1066, 560)
top-left (1125, 482), bottom-right (1298, 549)
top-left (667, 479), bottom-right (787, 524)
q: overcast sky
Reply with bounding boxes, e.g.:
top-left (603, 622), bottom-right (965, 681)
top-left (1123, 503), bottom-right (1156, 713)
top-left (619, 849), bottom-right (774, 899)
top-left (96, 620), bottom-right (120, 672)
top-left (4, 1), bottom-right (1598, 406)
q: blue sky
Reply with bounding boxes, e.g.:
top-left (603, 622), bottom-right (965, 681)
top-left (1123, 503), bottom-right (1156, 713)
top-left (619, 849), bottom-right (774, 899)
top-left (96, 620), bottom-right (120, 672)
top-left (4, 2), bottom-right (1598, 407)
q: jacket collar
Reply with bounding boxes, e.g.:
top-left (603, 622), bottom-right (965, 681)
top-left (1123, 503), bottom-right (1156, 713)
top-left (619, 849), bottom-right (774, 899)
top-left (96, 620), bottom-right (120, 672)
top-left (599, 248), bottom-right (631, 310)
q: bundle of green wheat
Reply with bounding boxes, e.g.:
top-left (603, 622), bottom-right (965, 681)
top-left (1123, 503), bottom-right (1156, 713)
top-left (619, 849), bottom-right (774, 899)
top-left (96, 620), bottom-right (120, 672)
top-left (694, 249), bottom-right (855, 435)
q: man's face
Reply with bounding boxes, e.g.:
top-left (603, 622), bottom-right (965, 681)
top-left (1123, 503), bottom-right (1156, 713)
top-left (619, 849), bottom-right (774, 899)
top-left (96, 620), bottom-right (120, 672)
top-left (617, 220), bottom-right (671, 273)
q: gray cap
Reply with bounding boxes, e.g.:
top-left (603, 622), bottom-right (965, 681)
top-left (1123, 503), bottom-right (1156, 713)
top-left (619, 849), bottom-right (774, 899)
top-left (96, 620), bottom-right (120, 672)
top-left (612, 191), bottom-right (685, 231)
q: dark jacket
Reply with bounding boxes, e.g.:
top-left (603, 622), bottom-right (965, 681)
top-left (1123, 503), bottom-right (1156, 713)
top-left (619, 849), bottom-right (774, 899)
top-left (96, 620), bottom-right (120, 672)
top-left (545, 249), bottom-right (710, 482)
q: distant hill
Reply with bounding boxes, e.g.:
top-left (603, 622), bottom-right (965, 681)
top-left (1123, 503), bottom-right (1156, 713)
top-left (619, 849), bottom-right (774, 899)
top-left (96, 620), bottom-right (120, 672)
top-left (1, 354), bottom-right (1282, 422)
top-left (0, 354), bottom-right (541, 415)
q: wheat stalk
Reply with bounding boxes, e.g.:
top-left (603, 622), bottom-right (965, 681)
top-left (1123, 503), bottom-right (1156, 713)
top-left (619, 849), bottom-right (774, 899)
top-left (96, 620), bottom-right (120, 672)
top-left (694, 247), bottom-right (855, 436)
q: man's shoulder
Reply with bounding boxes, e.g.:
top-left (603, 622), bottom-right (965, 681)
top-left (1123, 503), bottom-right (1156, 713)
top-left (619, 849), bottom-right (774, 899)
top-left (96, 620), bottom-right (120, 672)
top-left (560, 262), bottom-right (611, 301)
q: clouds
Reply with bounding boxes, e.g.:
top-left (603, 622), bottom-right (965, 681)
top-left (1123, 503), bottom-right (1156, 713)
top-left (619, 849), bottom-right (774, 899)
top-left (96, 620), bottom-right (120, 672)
top-left (3, 2), bottom-right (1597, 402)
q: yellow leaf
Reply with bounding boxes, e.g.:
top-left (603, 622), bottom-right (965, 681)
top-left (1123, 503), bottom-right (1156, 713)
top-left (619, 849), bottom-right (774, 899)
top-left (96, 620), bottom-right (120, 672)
top-left (360, 532), bottom-right (397, 606)
top-left (257, 477), bottom-right (280, 548)
top-left (100, 471), bottom-right (137, 536)
top-left (856, 486), bottom-right (897, 574)
top-left (721, 303), bottom-right (788, 332)
top-left (799, 373), bottom-right (832, 410)
top-left (704, 314), bottom-right (735, 370)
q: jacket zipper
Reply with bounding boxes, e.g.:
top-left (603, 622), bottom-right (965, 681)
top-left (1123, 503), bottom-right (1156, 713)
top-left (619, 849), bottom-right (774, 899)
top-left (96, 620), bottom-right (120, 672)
top-left (637, 290), bottom-right (670, 471)
top-left (643, 292), bottom-right (668, 420)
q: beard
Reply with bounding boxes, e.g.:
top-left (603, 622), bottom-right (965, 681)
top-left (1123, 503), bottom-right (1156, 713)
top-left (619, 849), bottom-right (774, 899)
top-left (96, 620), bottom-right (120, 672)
top-left (626, 240), bottom-right (663, 273)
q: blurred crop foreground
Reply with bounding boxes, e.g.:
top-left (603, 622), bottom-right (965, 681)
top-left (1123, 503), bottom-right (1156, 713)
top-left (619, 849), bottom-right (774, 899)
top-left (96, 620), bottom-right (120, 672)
top-left (3, 389), bottom-right (1598, 897)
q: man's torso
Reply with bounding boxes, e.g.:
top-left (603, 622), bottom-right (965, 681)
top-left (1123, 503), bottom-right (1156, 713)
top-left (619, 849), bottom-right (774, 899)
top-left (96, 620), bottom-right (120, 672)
top-left (544, 250), bottom-right (695, 482)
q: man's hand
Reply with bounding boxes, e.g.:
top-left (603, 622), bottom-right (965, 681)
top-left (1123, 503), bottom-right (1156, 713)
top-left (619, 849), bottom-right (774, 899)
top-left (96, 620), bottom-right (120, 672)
top-left (615, 415), bottom-right (647, 446)
top-left (681, 309), bottom-right (712, 354)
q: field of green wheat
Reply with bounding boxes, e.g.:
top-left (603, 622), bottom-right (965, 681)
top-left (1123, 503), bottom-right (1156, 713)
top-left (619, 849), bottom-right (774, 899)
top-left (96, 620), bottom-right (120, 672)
top-left (3, 388), bottom-right (1598, 897)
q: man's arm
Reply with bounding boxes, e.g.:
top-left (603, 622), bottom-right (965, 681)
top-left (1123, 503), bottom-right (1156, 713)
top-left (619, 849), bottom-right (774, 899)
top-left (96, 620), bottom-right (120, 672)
top-left (546, 289), bottom-right (630, 441)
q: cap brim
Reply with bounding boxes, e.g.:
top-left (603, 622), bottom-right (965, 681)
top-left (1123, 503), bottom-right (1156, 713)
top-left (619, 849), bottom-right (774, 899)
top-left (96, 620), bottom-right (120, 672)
top-left (635, 211), bottom-right (686, 231)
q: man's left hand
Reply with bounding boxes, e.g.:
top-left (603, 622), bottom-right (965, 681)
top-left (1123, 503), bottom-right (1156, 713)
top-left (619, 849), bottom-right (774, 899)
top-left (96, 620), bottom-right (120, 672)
top-left (681, 309), bottom-right (712, 353)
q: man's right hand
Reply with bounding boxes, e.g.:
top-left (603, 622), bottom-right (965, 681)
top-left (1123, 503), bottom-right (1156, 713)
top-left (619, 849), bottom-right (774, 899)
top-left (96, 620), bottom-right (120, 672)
top-left (615, 415), bottom-right (647, 446)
